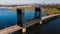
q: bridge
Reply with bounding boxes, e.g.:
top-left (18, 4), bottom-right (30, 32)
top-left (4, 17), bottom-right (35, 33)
top-left (41, 14), bottom-right (60, 20)
top-left (0, 6), bottom-right (40, 34)
top-left (0, 13), bottom-right (60, 34)
top-left (40, 14), bottom-right (60, 26)
top-left (0, 5), bottom-right (60, 34)
top-left (0, 19), bottom-right (40, 34)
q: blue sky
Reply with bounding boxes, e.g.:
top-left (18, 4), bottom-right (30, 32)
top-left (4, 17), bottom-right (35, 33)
top-left (0, 0), bottom-right (60, 5)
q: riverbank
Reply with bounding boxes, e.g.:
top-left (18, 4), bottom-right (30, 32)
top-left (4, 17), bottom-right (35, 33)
top-left (44, 8), bottom-right (60, 15)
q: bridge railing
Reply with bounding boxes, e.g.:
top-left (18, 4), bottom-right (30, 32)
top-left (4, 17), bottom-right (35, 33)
top-left (40, 14), bottom-right (60, 26)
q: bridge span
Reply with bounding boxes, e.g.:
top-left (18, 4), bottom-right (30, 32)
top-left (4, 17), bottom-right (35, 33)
top-left (0, 6), bottom-right (40, 34)
top-left (40, 14), bottom-right (60, 26)
top-left (0, 14), bottom-right (60, 34)
top-left (41, 14), bottom-right (60, 20)
top-left (0, 19), bottom-right (40, 34)
top-left (0, 6), bottom-right (60, 34)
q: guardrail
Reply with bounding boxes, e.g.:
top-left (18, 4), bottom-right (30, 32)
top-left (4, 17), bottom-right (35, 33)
top-left (41, 14), bottom-right (60, 20)
top-left (40, 14), bottom-right (60, 26)
top-left (0, 25), bottom-right (22, 34)
top-left (0, 19), bottom-right (40, 34)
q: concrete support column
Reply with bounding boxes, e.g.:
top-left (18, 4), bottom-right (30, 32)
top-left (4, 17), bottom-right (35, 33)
top-left (22, 27), bottom-right (26, 34)
top-left (17, 9), bottom-right (23, 27)
top-left (35, 7), bottom-right (40, 19)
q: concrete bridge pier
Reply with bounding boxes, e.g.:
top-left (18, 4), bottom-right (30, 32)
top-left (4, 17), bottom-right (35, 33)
top-left (17, 8), bottom-right (23, 27)
top-left (35, 7), bottom-right (40, 19)
top-left (17, 8), bottom-right (27, 34)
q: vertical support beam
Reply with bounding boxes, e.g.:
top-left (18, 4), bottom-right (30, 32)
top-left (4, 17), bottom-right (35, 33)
top-left (22, 27), bottom-right (26, 34)
top-left (17, 9), bottom-right (23, 27)
top-left (35, 7), bottom-right (40, 19)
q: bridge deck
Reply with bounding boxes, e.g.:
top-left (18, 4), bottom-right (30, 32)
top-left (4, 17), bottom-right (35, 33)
top-left (0, 14), bottom-right (60, 34)
top-left (41, 14), bottom-right (60, 20)
top-left (0, 19), bottom-right (40, 34)
top-left (0, 25), bottom-right (22, 34)
top-left (26, 19), bottom-right (40, 27)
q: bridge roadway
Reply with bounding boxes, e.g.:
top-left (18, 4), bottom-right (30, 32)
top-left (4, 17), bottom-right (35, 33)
top-left (0, 14), bottom-right (60, 34)
top-left (40, 14), bottom-right (60, 24)
top-left (41, 14), bottom-right (60, 20)
top-left (0, 19), bottom-right (40, 34)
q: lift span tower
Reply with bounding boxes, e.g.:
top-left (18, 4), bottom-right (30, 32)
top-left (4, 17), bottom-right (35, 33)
top-left (0, 4), bottom-right (40, 34)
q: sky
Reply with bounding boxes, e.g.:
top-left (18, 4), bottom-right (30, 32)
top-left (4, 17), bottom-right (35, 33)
top-left (0, 0), bottom-right (60, 5)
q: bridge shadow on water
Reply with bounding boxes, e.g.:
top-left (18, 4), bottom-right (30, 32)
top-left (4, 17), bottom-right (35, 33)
top-left (12, 23), bottom-right (41, 34)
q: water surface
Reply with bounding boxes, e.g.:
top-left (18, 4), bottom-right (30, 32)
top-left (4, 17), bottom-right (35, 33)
top-left (41, 18), bottom-right (60, 34)
top-left (0, 9), bottom-right (35, 29)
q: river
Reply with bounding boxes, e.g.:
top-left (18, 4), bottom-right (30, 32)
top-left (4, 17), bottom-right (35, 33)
top-left (0, 9), bottom-right (36, 30)
top-left (0, 9), bottom-right (17, 29)
top-left (40, 13), bottom-right (60, 34)
top-left (0, 8), bottom-right (60, 34)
